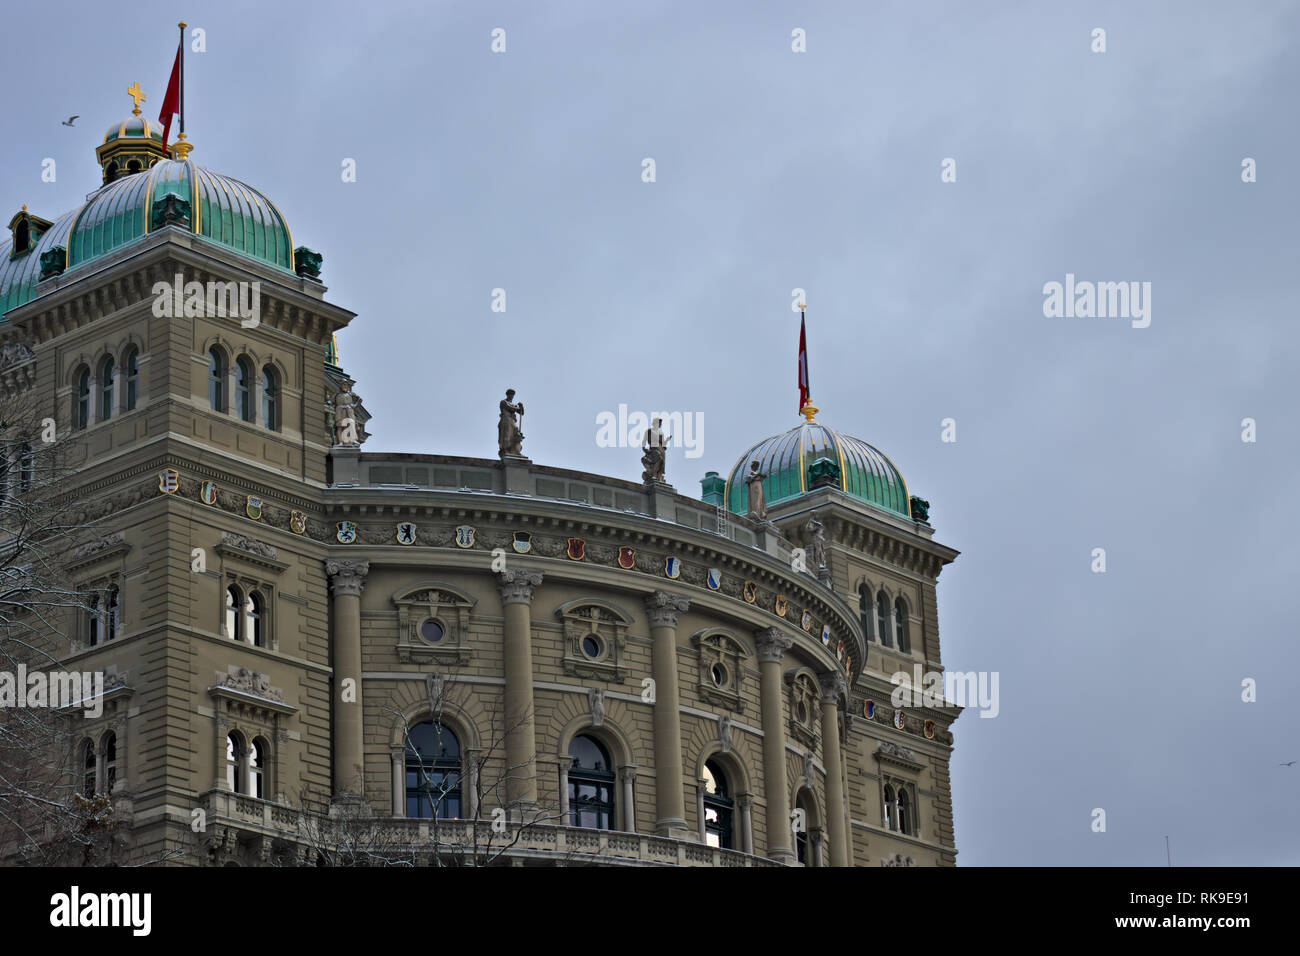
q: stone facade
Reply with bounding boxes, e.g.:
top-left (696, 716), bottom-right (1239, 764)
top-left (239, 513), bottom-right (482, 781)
top-left (3, 179), bottom-right (960, 871)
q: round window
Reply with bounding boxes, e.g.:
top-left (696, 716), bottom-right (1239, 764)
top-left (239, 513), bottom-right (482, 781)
top-left (581, 635), bottom-right (602, 659)
top-left (710, 662), bottom-right (728, 687)
top-left (419, 619), bottom-right (444, 644)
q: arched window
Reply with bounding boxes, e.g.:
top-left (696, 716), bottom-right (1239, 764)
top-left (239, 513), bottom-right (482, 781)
top-left (98, 356), bottom-right (114, 421)
top-left (405, 721), bottom-right (461, 819)
top-left (87, 594), bottom-right (101, 646)
top-left (883, 784), bottom-right (895, 830)
top-left (81, 739), bottom-right (97, 797)
top-left (876, 591), bottom-right (891, 648)
top-left (208, 348), bottom-right (225, 412)
top-left (894, 597), bottom-right (909, 653)
top-left (126, 159), bottom-right (141, 174)
top-left (702, 759), bottom-right (734, 848)
top-left (244, 590), bottom-right (263, 647)
top-left (226, 733), bottom-right (242, 792)
top-left (250, 738), bottom-right (267, 799)
top-left (897, 788), bottom-right (912, 836)
top-left (102, 732), bottom-right (117, 793)
top-left (105, 587), bottom-right (118, 642)
top-left (75, 366), bottom-right (90, 429)
top-left (235, 357), bottom-right (254, 422)
top-left (225, 585), bottom-right (242, 641)
top-left (567, 734), bottom-right (615, 830)
top-left (261, 365), bottom-right (279, 432)
top-left (124, 347), bottom-right (139, 410)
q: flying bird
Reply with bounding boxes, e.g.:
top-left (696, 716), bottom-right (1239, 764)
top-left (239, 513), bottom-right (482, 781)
top-left (1281, 761), bottom-right (1296, 767)
top-left (61, 115), bottom-right (78, 127)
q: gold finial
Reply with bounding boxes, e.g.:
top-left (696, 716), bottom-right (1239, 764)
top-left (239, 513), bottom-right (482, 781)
top-left (800, 402), bottom-right (818, 423)
top-left (20, 204), bottom-right (26, 212)
top-left (127, 82), bottom-right (146, 115)
top-left (798, 301), bottom-right (806, 310)
top-left (170, 132), bottom-right (194, 160)
top-left (178, 20), bottom-right (187, 28)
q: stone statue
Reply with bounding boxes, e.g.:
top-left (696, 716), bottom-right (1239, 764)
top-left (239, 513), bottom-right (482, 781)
top-left (718, 713), bottom-right (732, 753)
top-left (498, 389), bottom-right (525, 457)
top-left (909, 496), bottom-right (931, 523)
top-left (744, 460), bottom-right (767, 521)
top-left (588, 687), bottom-right (606, 728)
top-left (805, 511), bottom-right (827, 574)
top-left (333, 382), bottom-right (359, 446)
top-left (640, 417), bottom-right (670, 484)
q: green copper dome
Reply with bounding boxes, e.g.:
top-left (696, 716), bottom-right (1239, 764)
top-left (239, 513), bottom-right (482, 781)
top-left (0, 158), bottom-right (296, 320)
top-left (102, 114), bottom-right (164, 144)
top-left (725, 419), bottom-right (911, 519)
top-left (67, 159), bottom-right (294, 272)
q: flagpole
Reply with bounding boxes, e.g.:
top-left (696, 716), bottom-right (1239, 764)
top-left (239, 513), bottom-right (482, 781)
top-left (178, 21), bottom-right (185, 137)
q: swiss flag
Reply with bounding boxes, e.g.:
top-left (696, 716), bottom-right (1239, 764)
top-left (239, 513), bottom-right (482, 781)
top-left (798, 313), bottom-right (810, 413)
top-left (158, 44), bottom-right (181, 148)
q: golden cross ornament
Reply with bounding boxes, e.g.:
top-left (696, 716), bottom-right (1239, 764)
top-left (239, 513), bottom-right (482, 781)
top-left (127, 82), bottom-right (146, 113)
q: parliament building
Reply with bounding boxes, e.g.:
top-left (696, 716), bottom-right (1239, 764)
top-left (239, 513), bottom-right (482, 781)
top-left (0, 89), bottom-right (962, 866)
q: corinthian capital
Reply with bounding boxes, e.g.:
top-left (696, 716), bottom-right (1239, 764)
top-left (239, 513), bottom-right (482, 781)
top-left (818, 670), bottom-right (847, 704)
top-left (497, 569), bottom-right (544, 605)
top-left (754, 627), bottom-right (794, 663)
top-left (644, 590), bottom-right (690, 628)
top-left (325, 559), bottom-right (370, 597)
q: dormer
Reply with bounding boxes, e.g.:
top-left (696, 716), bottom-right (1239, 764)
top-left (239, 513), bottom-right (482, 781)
top-left (7, 206), bottom-right (53, 260)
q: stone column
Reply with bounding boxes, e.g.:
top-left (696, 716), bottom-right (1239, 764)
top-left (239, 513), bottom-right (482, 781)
top-left (326, 559), bottom-right (369, 797)
top-left (818, 671), bottom-right (849, 866)
top-left (214, 713), bottom-right (230, 791)
top-left (645, 590), bottom-right (690, 838)
top-left (463, 748), bottom-right (480, 819)
top-left (497, 569), bottom-right (544, 813)
top-left (619, 766), bottom-right (637, 832)
top-left (737, 792), bottom-right (755, 854)
top-left (557, 755), bottom-right (573, 822)
top-left (390, 749), bottom-right (403, 816)
top-left (755, 627), bottom-right (795, 864)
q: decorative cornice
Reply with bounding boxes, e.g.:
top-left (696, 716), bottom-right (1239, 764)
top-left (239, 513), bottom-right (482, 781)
top-left (496, 569), bottom-right (544, 605)
top-left (324, 559), bottom-right (370, 596)
top-left (644, 590), bottom-right (690, 628)
top-left (210, 665), bottom-right (285, 704)
top-left (754, 627), bottom-right (794, 663)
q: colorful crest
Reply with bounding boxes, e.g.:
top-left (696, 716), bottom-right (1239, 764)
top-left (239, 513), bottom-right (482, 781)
top-left (774, 595), bottom-right (788, 617)
top-left (336, 521), bottom-right (357, 544)
top-left (396, 522), bottom-right (417, 545)
top-left (893, 708), bottom-right (906, 730)
top-left (245, 496), bottom-right (263, 520)
top-left (835, 639), bottom-right (844, 660)
top-left (742, 581), bottom-right (757, 604)
top-left (664, 556), bottom-right (681, 579)
top-left (567, 538), bottom-right (586, 560)
top-left (455, 525), bottom-right (475, 548)
top-left (158, 468), bottom-right (179, 494)
top-left (618, 546), bottom-right (636, 569)
top-left (821, 623), bottom-right (831, 645)
top-left (845, 654), bottom-right (852, 674)
top-left (924, 719), bottom-right (936, 740)
top-left (512, 531), bottom-right (532, 554)
top-left (864, 699), bottom-right (876, 720)
top-left (199, 480), bottom-right (218, 505)
top-left (801, 609), bottom-right (813, 632)
top-left (289, 510), bottom-right (308, 535)
top-left (706, 568), bottom-right (722, 590)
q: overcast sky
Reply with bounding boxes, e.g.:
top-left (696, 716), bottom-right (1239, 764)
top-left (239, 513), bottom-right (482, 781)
top-left (4, 0), bottom-right (1297, 865)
